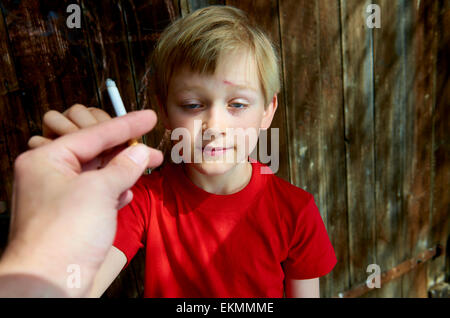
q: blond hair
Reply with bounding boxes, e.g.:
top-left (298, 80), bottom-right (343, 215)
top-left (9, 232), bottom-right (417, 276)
top-left (151, 5), bottom-right (281, 108)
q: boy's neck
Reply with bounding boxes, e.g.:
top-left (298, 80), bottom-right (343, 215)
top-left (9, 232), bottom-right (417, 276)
top-left (182, 161), bottom-right (253, 195)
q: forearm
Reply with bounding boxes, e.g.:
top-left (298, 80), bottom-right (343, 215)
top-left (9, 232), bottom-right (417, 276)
top-left (0, 244), bottom-right (94, 298)
top-left (0, 273), bottom-right (69, 297)
top-left (0, 249), bottom-right (70, 297)
top-left (285, 278), bottom-right (320, 298)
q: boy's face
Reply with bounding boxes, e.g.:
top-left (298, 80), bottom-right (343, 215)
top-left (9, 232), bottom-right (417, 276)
top-left (165, 49), bottom-right (277, 176)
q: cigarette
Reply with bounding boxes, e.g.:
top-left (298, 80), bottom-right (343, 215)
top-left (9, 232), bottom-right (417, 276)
top-left (106, 78), bottom-right (139, 146)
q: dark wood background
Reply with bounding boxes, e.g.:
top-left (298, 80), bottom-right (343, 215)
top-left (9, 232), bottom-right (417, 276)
top-left (0, 0), bottom-right (448, 298)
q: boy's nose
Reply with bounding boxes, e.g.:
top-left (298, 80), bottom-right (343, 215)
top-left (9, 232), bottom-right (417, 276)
top-left (202, 105), bottom-right (227, 135)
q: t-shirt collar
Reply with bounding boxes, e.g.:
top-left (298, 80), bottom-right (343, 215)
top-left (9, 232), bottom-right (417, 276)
top-left (163, 160), bottom-right (267, 213)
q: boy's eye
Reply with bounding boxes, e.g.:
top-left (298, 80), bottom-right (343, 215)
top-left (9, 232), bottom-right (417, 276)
top-left (183, 104), bottom-right (203, 109)
top-left (229, 103), bottom-right (247, 109)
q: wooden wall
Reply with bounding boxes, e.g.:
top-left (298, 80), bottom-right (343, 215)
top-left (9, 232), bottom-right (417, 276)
top-left (0, 0), bottom-right (448, 298)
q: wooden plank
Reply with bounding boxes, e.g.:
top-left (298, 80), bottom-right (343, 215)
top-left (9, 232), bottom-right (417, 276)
top-left (401, 0), bottom-right (438, 298)
top-left (0, 8), bottom-right (15, 214)
top-left (0, 92), bottom-right (32, 212)
top-left (132, 248), bottom-right (147, 297)
top-left (279, 0), bottom-right (320, 291)
top-left (180, 0), bottom-right (225, 15)
top-left (280, 0), bottom-right (349, 297)
top-left (427, 0), bottom-right (450, 290)
top-left (80, 0), bottom-right (139, 115)
top-left (225, 0), bottom-right (290, 181)
top-left (120, 0), bottom-right (176, 149)
top-left (340, 0), bottom-right (377, 297)
top-left (316, 0), bottom-right (349, 298)
top-left (57, 0), bottom-right (100, 108)
top-left (0, 97), bottom-right (13, 215)
top-left (0, 2), bottom-right (37, 217)
top-left (2, 0), bottom-right (98, 116)
top-left (338, 247), bottom-right (439, 298)
top-left (0, 7), bottom-right (18, 96)
top-left (279, 0), bottom-right (321, 201)
top-left (103, 259), bottom-right (140, 298)
top-left (428, 282), bottom-right (450, 298)
top-left (2, 0), bottom-right (58, 130)
top-left (372, 0), bottom-right (405, 298)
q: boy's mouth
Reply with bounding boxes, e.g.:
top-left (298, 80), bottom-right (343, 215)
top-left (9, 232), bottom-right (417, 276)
top-left (201, 145), bottom-right (234, 157)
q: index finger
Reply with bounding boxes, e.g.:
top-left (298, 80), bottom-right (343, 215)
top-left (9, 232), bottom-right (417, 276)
top-left (48, 110), bottom-right (158, 163)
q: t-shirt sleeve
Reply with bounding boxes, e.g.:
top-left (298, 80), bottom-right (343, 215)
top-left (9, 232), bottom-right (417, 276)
top-left (282, 195), bottom-right (337, 279)
top-left (113, 177), bottom-right (149, 269)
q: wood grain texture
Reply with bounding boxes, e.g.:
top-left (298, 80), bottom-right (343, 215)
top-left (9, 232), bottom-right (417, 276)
top-left (279, 0), bottom-right (321, 198)
top-left (3, 0), bottom-right (98, 116)
top-left (340, 0), bottom-right (377, 297)
top-left (373, 0), bottom-right (408, 298)
top-left (427, 0), bottom-right (450, 290)
top-left (401, 0), bottom-right (437, 298)
top-left (316, 0), bottom-right (349, 298)
top-left (120, 0), bottom-right (175, 149)
top-left (0, 8), bottom-right (18, 96)
top-left (0, 8), bottom-right (15, 212)
top-left (180, 0), bottom-right (225, 15)
top-left (279, 0), bottom-right (349, 297)
top-left (80, 0), bottom-right (138, 114)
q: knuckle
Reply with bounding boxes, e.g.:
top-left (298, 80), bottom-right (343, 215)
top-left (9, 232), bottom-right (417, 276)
top-left (89, 107), bottom-right (112, 121)
top-left (43, 110), bottom-right (59, 124)
top-left (67, 103), bottom-right (87, 117)
top-left (14, 152), bottom-right (31, 173)
top-left (27, 136), bottom-right (40, 148)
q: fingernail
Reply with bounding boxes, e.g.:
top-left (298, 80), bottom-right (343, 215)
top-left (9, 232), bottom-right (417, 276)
top-left (126, 145), bottom-right (149, 166)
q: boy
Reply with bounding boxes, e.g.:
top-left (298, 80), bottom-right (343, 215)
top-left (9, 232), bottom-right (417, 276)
top-left (29, 6), bottom-right (337, 297)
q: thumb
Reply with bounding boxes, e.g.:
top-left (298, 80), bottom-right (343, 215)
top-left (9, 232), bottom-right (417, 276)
top-left (97, 144), bottom-right (163, 197)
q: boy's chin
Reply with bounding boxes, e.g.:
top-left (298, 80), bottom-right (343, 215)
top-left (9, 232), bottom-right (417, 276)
top-left (189, 161), bottom-right (241, 176)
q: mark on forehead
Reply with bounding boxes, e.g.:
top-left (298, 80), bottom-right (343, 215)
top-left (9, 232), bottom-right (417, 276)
top-left (223, 80), bottom-right (235, 86)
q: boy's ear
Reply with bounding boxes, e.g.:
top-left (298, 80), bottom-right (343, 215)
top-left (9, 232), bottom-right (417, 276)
top-left (260, 94), bottom-right (278, 130)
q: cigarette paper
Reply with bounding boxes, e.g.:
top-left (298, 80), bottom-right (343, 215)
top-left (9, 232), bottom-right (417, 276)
top-left (106, 78), bottom-right (139, 146)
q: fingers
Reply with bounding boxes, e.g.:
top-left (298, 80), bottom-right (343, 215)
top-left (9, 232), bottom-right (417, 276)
top-left (42, 104), bottom-right (107, 139)
top-left (116, 190), bottom-right (133, 210)
top-left (98, 144), bottom-right (164, 197)
top-left (79, 145), bottom-right (125, 172)
top-left (43, 110), bottom-right (79, 138)
top-left (88, 107), bottom-right (111, 123)
top-left (49, 110), bottom-right (160, 164)
top-left (63, 104), bottom-right (98, 128)
top-left (39, 105), bottom-right (111, 146)
top-left (28, 135), bottom-right (52, 149)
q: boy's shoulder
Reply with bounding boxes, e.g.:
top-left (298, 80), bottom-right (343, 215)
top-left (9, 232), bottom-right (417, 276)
top-left (257, 162), bottom-right (314, 210)
top-left (129, 167), bottom-right (165, 199)
top-left (257, 163), bottom-right (321, 232)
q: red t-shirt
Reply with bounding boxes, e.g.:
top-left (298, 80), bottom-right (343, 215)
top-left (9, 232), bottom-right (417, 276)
top-left (113, 160), bottom-right (337, 297)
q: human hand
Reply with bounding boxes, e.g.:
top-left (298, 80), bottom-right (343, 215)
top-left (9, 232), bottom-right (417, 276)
top-left (0, 110), bottom-right (163, 297)
top-left (28, 104), bottom-right (120, 172)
